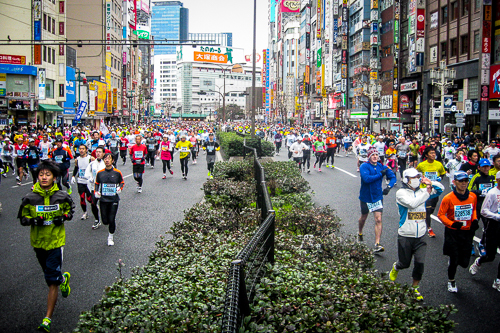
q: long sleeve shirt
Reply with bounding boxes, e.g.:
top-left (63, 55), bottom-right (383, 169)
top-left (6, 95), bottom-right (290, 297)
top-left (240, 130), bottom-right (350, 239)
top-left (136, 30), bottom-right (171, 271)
top-left (438, 191), bottom-right (477, 230)
top-left (359, 162), bottom-right (396, 204)
top-left (481, 186), bottom-right (500, 221)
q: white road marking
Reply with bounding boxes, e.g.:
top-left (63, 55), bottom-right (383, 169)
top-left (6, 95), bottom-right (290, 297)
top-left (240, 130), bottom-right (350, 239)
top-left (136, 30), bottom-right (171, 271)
top-left (124, 173), bottom-right (133, 179)
top-left (431, 214), bottom-right (500, 254)
top-left (11, 182), bottom-right (32, 188)
top-left (334, 166), bottom-right (358, 178)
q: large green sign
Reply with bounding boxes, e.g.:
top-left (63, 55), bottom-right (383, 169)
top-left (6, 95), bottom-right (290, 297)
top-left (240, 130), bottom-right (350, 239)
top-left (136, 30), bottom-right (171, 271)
top-left (134, 30), bottom-right (150, 40)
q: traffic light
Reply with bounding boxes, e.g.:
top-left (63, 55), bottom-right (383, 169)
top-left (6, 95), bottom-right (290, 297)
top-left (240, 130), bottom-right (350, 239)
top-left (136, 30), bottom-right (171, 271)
top-left (81, 72), bottom-right (87, 84)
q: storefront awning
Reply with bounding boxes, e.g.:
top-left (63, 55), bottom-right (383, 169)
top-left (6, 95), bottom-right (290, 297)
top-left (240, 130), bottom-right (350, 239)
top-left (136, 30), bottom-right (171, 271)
top-left (39, 104), bottom-right (64, 112)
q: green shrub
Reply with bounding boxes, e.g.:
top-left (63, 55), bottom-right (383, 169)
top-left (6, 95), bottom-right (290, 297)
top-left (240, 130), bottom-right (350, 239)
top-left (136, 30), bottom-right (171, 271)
top-left (271, 192), bottom-right (315, 210)
top-left (212, 160), bottom-right (253, 182)
top-left (203, 178), bottom-right (256, 211)
top-left (262, 161), bottom-right (311, 194)
top-left (217, 132), bottom-right (274, 157)
top-left (276, 205), bottom-right (341, 238)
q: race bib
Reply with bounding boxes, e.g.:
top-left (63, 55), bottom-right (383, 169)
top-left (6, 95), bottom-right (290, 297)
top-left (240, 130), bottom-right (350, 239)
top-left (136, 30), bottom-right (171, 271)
top-left (454, 204), bottom-right (473, 223)
top-left (425, 171), bottom-right (438, 181)
top-left (35, 204), bottom-right (60, 225)
top-left (207, 146), bottom-right (214, 152)
top-left (408, 211), bottom-right (426, 221)
top-left (479, 183), bottom-right (493, 195)
top-left (276, 138), bottom-right (281, 142)
top-left (79, 169), bottom-right (86, 178)
top-left (367, 200), bottom-right (383, 212)
top-left (54, 155), bottom-right (63, 163)
top-left (162, 146), bottom-right (168, 151)
top-left (42, 147), bottom-right (48, 155)
top-left (148, 144), bottom-right (155, 150)
top-left (102, 183), bottom-right (117, 196)
top-left (134, 151), bottom-right (143, 159)
top-left (398, 151), bottom-right (407, 158)
top-left (29, 151), bottom-right (37, 159)
top-left (110, 142), bottom-right (117, 147)
top-left (17, 150), bottom-right (24, 156)
top-left (180, 147), bottom-right (188, 152)
top-left (360, 149), bottom-right (367, 157)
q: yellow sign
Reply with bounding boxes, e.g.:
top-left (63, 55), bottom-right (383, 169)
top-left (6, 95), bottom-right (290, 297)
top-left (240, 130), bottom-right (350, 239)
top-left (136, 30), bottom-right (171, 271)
top-left (88, 83), bottom-right (95, 116)
top-left (107, 91), bottom-right (112, 113)
top-left (94, 80), bottom-right (107, 113)
top-left (370, 71), bottom-right (378, 80)
top-left (105, 53), bottom-right (112, 88)
top-left (113, 88), bottom-right (117, 109)
top-left (305, 66), bottom-right (310, 84)
top-left (371, 0), bottom-right (378, 9)
top-left (393, 90), bottom-right (399, 114)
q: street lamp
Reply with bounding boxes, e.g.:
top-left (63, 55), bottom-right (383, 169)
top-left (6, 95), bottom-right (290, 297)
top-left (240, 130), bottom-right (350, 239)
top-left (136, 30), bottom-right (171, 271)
top-left (251, 0), bottom-right (257, 138)
top-left (363, 82), bottom-right (382, 131)
top-left (430, 60), bottom-right (456, 135)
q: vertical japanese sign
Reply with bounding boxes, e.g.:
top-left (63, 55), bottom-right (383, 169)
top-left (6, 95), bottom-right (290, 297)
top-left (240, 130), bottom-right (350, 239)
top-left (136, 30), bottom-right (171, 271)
top-left (262, 49), bottom-right (267, 108)
top-left (317, 0), bottom-right (322, 39)
top-left (106, 0), bottom-right (112, 52)
top-left (128, 0), bottom-right (137, 31)
top-left (481, 2), bottom-right (492, 101)
top-left (38, 68), bottom-right (46, 100)
top-left (0, 73), bottom-right (6, 97)
top-left (266, 49), bottom-right (270, 115)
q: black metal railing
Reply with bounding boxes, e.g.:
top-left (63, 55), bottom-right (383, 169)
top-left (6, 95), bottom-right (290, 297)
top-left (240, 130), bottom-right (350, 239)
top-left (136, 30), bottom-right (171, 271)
top-left (221, 142), bottom-right (275, 333)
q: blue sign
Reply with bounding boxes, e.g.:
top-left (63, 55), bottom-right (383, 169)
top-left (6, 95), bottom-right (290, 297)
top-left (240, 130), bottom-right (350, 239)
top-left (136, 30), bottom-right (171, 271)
top-left (472, 99), bottom-right (480, 115)
top-left (34, 21), bottom-right (41, 40)
top-left (63, 66), bottom-right (76, 114)
top-left (75, 101), bottom-right (87, 121)
top-left (0, 64), bottom-right (37, 76)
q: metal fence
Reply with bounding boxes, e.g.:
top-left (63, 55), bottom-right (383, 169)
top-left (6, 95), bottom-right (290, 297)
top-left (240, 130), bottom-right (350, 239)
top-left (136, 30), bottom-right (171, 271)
top-left (221, 142), bottom-right (275, 333)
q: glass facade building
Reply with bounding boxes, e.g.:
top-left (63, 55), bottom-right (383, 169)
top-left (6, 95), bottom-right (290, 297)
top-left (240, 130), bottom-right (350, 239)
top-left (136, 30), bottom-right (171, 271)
top-left (151, 1), bottom-right (189, 55)
top-left (188, 33), bottom-right (233, 47)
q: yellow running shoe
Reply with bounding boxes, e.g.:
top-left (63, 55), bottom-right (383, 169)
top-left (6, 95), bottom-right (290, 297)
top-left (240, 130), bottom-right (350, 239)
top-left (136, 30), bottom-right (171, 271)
top-left (60, 272), bottom-right (71, 298)
top-left (413, 286), bottom-right (423, 301)
top-left (389, 262), bottom-right (399, 281)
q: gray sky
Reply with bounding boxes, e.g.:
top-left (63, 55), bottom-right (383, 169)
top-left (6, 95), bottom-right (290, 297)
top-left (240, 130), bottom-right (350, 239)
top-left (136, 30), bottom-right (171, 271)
top-left (181, 0), bottom-right (268, 63)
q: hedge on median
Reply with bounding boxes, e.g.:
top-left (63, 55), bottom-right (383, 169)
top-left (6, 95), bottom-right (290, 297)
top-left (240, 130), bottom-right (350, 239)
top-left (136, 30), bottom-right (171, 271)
top-left (74, 160), bottom-right (456, 333)
top-left (217, 132), bottom-right (275, 158)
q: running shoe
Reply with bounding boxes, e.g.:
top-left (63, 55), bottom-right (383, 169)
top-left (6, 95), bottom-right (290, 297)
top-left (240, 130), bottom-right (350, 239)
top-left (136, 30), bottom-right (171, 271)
top-left (358, 233), bottom-right (363, 242)
top-left (107, 234), bottom-right (114, 246)
top-left (447, 280), bottom-right (458, 293)
top-left (307, 169), bottom-right (310, 173)
top-left (493, 279), bottom-right (500, 292)
top-left (326, 164), bottom-right (330, 168)
top-left (12, 170), bottom-right (16, 175)
top-left (67, 186), bottom-right (72, 195)
top-left (389, 262), bottom-right (399, 281)
top-left (208, 171), bottom-right (211, 178)
top-left (138, 187), bottom-right (142, 193)
top-left (60, 272), bottom-right (71, 297)
top-left (16, 176), bottom-right (20, 181)
top-left (374, 243), bottom-right (385, 253)
top-left (331, 165), bottom-right (335, 169)
top-left (183, 176), bottom-right (187, 180)
top-left (37, 317), bottom-right (51, 332)
top-left (413, 286), bottom-right (423, 301)
top-left (81, 212), bottom-right (88, 220)
top-left (169, 170), bottom-right (173, 175)
top-left (151, 166), bottom-right (154, 169)
top-left (428, 228), bottom-right (436, 238)
top-left (162, 175), bottom-right (166, 179)
top-left (318, 168), bottom-right (322, 172)
top-left (92, 220), bottom-right (101, 230)
top-left (17, 181), bottom-right (21, 186)
top-left (469, 257), bottom-right (481, 275)
top-left (357, 168), bottom-right (360, 172)
top-left (478, 243), bottom-right (487, 257)
top-left (210, 175), bottom-right (213, 179)
top-left (471, 244), bottom-right (476, 256)
top-left (2, 173), bottom-right (7, 178)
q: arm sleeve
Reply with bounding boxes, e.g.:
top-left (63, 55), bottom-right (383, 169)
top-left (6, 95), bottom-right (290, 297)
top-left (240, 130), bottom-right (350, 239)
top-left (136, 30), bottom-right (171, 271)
top-left (396, 189), bottom-right (431, 209)
top-left (481, 192), bottom-right (500, 221)
top-left (94, 172), bottom-right (101, 193)
top-left (437, 197), bottom-right (455, 228)
top-left (360, 165), bottom-right (382, 183)
top-left (429, 182), bottom-right (445, 199)
top-left (472, 195), bottom-right (478, 221)
top-left (386, 167), bottom-right (397, 188)
top-left (72, 160), bottom-right (79, 177)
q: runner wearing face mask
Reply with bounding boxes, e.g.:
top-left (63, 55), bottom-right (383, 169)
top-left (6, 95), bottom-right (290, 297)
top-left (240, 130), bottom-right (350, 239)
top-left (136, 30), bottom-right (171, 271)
top-left (391, 168), bottom-right (444, 301)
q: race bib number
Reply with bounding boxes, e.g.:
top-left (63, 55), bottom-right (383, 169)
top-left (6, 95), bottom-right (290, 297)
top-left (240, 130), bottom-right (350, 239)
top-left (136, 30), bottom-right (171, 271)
top-left (29, 151), bottom-right (37, 159)
top-left (398, 151), bottom-right (407, 158)
top-left (134, 151), bottom-right (143, 159)
top-left (276, 138), bottom-right (281, 142)
top-left (162, 146), bottom-right (168, 151)
top-left (360, 149), bottom-right (367, 157)
top-left (367, 200), bottom-right (383, 212)
top-left (148, 144), bottom-right (155, 150)
top-left (180, 147), bottom-right (188, 152)
top-left (102, 183), bottom-right (117, 196)
top-left (425, 171), bottom-right (438, 181)
top-left (54, 155), bottom-right (63, 163)
top-left (17, 150), bottom-right (24, 156)
top-left (42, 147), bottom-right (48, 155)
top-left (479, 183), bottom-right (493, 195)
top-left (454, 204), bottom-right (473, 223)
top-left (35, 204), bottom-right (60, 225)
top-left (207, 146), bottom-right (214, 152)
top-left (408, 211), bottom-right (426, 221)
top-left (79, 169), bottom-right (86, 178)
top-left (110, 142), bottom-right (117, 147)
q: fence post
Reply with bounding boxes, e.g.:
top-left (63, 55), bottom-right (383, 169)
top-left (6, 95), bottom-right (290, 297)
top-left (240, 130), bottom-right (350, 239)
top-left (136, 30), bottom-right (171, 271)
top-left (234, 259), bottom-right (250, 317)
top-left (268, 211), bottom-right (275, 264)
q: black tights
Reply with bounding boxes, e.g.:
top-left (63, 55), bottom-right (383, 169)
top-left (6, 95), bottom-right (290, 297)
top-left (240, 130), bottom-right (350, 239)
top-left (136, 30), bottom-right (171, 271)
top-left (302, 154), bottom-right (311, 169)
top-left (326, 148), bottom-right (335, 165)
top-left (314, 152), bottom-right (326, 169)
top-left (100, 201), bottom-right (119, 234)
top-left (448, 255), bottom-right (469, 280)
top-left (162, 159), bottom-right (171, 173)
top-left (133, 173), bottom-right (143, 187)
top-left (180, 157), bottom-right (189, 176)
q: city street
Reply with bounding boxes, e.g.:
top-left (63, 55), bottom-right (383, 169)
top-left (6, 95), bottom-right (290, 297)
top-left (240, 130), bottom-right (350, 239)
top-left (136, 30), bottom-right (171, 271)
top-left (0, 152), bottom-right (206, 332)
top-left (274, 150), bottom-right (500, 333)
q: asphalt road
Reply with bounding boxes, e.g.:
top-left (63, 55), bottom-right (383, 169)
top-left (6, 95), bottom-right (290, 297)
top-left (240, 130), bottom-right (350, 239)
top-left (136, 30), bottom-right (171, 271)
top-left (0, 151), bottom-right (208, 333)
top-left (274, 148), bottom-right (500, 333)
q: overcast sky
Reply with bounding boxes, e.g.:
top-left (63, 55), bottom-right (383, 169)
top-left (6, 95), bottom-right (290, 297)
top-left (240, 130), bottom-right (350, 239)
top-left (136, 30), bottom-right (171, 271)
top-left (180, 0), bottom-right (269, 62)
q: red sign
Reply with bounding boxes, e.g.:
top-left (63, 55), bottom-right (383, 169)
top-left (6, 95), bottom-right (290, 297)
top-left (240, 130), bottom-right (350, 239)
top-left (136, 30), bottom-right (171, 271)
top-left (481, 85), bottom-right (490, 101)
top-left (280, 0), bottom-right (300, 12)
top-left (59, 43), bottom-right (64, 56)
top-left (59, 1), bottom-right (65, 13)
top-left (33, 46), bottom-right (41, 65)
top-left (0, 54), bottom-right (26, 65)
top-left (416, 9), bottom-right (425, 37)
top-left (122, 77), bottom-right (127, 108)
top-left (490, 64), bottom-right (500, 99)
top-left (59, 22), bottom-right (64, 35)
top-left (483, 21), bottom-right (492, 53)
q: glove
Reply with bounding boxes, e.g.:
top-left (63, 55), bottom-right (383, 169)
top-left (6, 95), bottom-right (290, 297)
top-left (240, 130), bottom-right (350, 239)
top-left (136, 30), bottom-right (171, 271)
top-left (382, 187), bottom-right (391, 195)
top-left (71, 176), bottom-right (76, 185)
top-left (31, 216), bottom-right (45, 227)
top-left (95, 192), bottom-right (101, 199)
top-left (470, 219), bottom-right (480, 231)
top-left (436, 177), bottom-right (442, 182)
top-left (116, 187), bottom-right (122, 194)
top-left (52, 216), bottom-right (65, 226)
top-left (451, 222), bottom-right (463, 230)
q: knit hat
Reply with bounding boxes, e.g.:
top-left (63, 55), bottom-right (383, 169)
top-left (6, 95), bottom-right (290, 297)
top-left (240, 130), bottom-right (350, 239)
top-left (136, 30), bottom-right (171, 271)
top-left (367, 147), bottom-right (378, 159)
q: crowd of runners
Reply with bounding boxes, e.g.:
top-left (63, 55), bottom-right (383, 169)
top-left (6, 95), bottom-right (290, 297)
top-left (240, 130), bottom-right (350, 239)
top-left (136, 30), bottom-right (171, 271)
top-left (3, 120), bottom-right (500, 331)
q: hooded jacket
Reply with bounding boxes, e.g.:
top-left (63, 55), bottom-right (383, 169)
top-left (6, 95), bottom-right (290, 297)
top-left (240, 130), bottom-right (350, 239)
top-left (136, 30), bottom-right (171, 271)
top-left (18, 182), bottom-right (75, 250)
top-left (396, 181), bottom-right (444, 238)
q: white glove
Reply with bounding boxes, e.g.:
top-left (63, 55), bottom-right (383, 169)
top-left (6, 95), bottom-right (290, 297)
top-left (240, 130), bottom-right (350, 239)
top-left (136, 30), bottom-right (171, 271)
top-left (71, 176), bottom-right (76, 185)
top-left (116, 187), bottom-right (122, 194)
top-left (95, 192), bottom-right (101, 198)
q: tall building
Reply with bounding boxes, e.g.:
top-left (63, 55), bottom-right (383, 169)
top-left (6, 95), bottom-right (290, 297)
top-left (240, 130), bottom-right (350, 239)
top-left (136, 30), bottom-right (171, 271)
top-left (153, 54), bottom-right (178, 109)
top-left (0, 0), bottom-right (67, 126)
top-left (151, 1), bottom-right (189, 55)
top-left (188, 33), bottom-right (233, 47)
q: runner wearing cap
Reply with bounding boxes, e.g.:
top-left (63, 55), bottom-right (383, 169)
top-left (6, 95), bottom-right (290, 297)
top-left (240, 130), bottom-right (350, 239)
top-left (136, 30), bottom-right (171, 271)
top-left (438, 170), bottom-right (479, 293)
top-left (469, 170), bottom-right (500, 292)
top-left (358, 147), bottom-right (397, 252)
top-left (14, 135), bottom-right (28, 185)
top-left (25, 138), bottom-right (42, 184)
top-left (289, 136), bottom-right (307, 171)
top-left (175, 135), bottom-right (193, 180)
top-left (468, 158), bottom-right (495, 256)
top-left (129, 135), bottom-right (148, 193)
top-left (390, 168), bottom-right (444, 301)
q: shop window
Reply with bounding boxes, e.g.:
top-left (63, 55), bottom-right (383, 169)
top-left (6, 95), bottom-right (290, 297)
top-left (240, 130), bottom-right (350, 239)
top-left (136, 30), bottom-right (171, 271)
top-left (475, 0), bottom-right (481, 12)
top-left (46, 80), bottom-right (54, 99)
top-left (441, 6), bottom-right (448, 25)
top-left (461, 34), bottom-right (469, 55)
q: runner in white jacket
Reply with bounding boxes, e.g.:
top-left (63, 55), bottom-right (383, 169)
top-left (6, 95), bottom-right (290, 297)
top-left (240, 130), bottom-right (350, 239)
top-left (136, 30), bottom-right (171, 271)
top-left (289, 137), bottom-right (308, 171)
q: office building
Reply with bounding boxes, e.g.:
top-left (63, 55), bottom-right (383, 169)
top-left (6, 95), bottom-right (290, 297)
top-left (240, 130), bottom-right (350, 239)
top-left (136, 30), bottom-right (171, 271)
top-left (188, 33), bottom-right (233, 47)
top-left (151, 1), bottom-right (189, 55)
